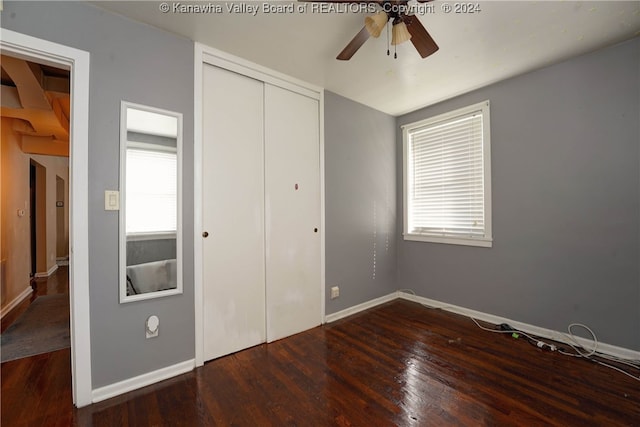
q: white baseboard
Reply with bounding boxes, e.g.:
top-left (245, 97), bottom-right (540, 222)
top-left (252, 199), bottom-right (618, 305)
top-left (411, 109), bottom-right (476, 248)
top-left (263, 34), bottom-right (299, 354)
top-left (324, 292), bottom-right (397, 323)
top-left (34, 264), bottom-right (58, 278)
top-left (92, 359), bottom-right (195, 403)
top-left (398, 292), bottom-right (640, 361)
top-left (0, 286), bottom-right (33, 319)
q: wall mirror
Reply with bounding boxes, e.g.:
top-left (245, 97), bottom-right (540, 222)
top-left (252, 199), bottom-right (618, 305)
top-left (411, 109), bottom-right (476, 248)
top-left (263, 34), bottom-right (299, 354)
top-left (119, 101), bottom-right (182, 303)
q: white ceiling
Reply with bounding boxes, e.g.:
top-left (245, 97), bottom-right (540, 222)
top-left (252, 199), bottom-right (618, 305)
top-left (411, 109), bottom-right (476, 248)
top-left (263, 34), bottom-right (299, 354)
top-left (94, 1), bottom-right (640, 116)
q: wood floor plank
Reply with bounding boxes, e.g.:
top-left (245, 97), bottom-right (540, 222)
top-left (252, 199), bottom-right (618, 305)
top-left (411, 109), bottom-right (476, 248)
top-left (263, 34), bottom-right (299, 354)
top-left (1, 266), bottom-right (69, 334)
top-left (2, 299), bottom-right (639, 426)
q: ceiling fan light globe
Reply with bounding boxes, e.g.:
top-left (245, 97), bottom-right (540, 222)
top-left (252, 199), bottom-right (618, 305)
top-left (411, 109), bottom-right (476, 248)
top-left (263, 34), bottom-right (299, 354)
top-left (365, 12), bottom-right (388, 38)
top-left (391, 21), bottom-right (412, 45)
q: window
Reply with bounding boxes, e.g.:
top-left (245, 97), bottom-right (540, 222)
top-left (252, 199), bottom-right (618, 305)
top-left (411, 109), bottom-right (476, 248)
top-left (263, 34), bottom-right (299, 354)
top-left (403, 100), bottom-right (492, 247)
top-left (125, 144), bottom-right (177, 235)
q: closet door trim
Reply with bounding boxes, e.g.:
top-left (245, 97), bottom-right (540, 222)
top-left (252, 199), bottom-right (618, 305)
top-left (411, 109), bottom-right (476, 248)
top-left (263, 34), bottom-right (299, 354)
top-left (194, 43), bottom-right (325, 367)
top-left (202, 51), bottom-right (320, 101)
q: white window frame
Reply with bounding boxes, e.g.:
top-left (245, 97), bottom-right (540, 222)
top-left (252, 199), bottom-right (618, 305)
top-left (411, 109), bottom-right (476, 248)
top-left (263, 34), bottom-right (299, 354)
top-left (402, 100), bottom-right (492, 248)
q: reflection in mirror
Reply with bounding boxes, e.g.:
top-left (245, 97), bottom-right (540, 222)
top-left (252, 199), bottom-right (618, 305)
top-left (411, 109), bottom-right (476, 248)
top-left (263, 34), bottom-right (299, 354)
top-left (120, 102), bottom-right (182, 303)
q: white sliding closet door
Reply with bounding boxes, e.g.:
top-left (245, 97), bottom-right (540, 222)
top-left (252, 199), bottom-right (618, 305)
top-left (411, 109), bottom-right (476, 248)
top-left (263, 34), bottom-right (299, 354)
top-left (264, 84), bottom-right (322, 342)
top-left (202, 64), bottom-right (266, 361)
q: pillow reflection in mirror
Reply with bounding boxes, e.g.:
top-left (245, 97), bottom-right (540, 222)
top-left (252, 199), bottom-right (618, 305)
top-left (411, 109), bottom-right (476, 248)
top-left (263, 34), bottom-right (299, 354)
top-left (126, 259), bottom-right (177, 295)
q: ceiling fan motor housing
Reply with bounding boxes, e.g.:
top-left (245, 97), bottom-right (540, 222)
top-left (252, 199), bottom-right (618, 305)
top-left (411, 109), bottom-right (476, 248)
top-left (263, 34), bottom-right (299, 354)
top-left (330, 0), bottom-right (439, 60)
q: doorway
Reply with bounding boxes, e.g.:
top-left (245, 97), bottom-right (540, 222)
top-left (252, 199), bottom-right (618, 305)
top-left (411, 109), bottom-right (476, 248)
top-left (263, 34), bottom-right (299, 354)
top-left (1, 56), bottom-right (70, 375)
top-left (1, 29), bottom-right (91, 407)
top-left (30, 162), bottom-right (36, 277)
top-left (56, 175), bottom-right (68, 266)
top-left (29, 160), bottom-right (47, 279)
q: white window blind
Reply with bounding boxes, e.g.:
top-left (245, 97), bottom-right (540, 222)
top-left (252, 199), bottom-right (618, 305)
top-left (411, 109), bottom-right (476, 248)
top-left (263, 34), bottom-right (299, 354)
top-left (126, 148), bottom-right (177, 234)
top-left (403, 101), bottom-right (492, 247)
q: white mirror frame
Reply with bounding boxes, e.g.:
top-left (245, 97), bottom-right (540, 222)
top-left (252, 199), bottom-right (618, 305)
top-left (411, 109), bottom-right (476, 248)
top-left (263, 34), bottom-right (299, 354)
top-left (119, 101), bottom-right (183, 303)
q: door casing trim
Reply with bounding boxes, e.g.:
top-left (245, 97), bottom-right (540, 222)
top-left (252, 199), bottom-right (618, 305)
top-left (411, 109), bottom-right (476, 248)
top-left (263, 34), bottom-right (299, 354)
top-left (0, 28), bottom-right (92, 407)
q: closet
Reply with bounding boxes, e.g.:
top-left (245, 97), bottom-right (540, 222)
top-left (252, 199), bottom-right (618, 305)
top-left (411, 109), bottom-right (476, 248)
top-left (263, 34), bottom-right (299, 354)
top-left (201, 62), bottom-right (322, 362)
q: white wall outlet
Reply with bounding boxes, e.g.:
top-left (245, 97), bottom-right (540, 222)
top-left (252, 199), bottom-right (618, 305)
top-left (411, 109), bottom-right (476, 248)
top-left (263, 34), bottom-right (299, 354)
top-left (330, 286), bottom-right (340, 299)
top-left (146, 315), bottom-right (159, 338)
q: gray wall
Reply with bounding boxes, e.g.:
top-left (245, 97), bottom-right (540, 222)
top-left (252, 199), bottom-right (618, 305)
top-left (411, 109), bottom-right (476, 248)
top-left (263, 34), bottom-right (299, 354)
top-left (2, 2), bottom-right (196, 387)
top-left (324, 91), bottom-right (397, 313)
top-left (397, 38), bottom-right (640, 351)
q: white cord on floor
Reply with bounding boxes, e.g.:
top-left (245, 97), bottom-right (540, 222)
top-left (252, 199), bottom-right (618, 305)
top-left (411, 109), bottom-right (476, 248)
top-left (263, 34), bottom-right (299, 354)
top-left (478, 319), bottom-right (640, 382)
top-left (398, 289), bottom-right (640, 381)
top-left (401, 288), bottom-right (640, 382)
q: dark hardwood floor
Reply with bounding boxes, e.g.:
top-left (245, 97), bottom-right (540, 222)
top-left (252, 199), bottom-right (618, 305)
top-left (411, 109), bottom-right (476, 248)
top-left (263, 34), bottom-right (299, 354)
top-left (1, 266), bottom-right (69, 333)
top-left (2, 299), bottom-right (638, 426)
top-left (1, 265), bottom-right (71, 424)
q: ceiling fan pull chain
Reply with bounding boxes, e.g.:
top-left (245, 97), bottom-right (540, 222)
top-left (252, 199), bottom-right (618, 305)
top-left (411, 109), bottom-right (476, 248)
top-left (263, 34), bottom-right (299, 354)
top-left (394, 44), bottom-right (397, 59)
top-left (335, 5), bottom-right (439, 61)
top-left (386, 22), bottom-right (390, 56)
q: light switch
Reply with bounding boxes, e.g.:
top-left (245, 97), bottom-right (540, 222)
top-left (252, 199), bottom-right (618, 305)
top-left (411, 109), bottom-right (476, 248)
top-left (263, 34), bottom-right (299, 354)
top-left (104, 190), bottom-right (120, 211)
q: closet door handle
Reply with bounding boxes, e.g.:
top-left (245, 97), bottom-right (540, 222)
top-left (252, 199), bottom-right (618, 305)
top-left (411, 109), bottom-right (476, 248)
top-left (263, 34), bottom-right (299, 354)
top-left (202, 231), bottom-right (209, 238)
top-left (314, 228), bottom-right (318, 233)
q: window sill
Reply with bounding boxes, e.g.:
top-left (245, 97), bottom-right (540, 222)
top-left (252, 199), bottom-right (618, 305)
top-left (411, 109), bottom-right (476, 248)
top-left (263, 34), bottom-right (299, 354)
top-left (403, 233), bottom-right (492, 248)
top-left (126, 232), bottom-right (177, 242)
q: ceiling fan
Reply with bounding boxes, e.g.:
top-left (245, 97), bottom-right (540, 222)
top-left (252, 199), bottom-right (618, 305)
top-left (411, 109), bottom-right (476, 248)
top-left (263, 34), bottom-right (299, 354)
top-left (305, 0), bottom-right (439, 60)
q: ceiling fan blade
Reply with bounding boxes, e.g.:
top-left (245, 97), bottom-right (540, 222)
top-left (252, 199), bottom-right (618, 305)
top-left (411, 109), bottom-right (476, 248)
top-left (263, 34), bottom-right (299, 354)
top-left (403, 14), bottom-right (439, 58)
top-left (337, 26), bottom-right (370, 60)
